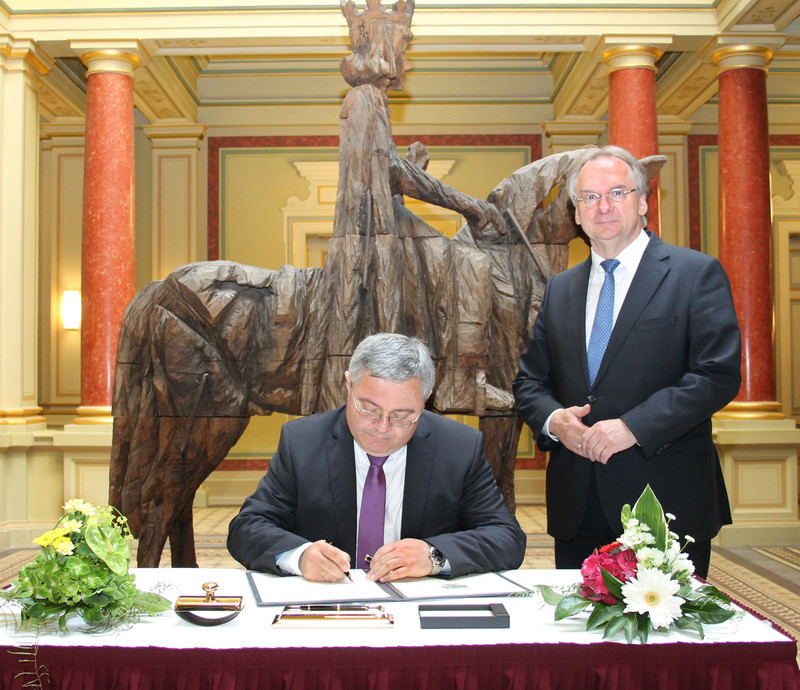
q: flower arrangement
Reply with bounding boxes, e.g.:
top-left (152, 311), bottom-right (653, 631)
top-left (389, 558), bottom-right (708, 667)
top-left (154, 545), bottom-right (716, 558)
top-left (538, 485), bottom-right (737, 642)
top-left (0, 499), bottom-right (170, 632)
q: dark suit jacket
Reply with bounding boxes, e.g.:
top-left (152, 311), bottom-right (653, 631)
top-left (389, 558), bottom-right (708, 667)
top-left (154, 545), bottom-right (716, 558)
top-left (513, 232), bottom-right (741, 542)
top-left (227, 406), bottom-right (526, 577)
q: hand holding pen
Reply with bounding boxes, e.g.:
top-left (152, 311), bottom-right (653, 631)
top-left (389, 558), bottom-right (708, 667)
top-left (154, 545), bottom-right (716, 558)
top-left (297, 539), bottom-right (353, 582)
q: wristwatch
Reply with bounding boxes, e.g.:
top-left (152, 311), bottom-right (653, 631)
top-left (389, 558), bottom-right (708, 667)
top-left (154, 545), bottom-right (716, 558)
top-left (428, 544), bottom-right (445, 576)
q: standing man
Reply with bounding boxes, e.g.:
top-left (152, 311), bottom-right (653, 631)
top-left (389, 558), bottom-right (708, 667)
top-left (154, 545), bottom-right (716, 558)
top-left (513, 146), bottom-right (741, 579)
top-left (229, 332), bottom-right (526, 582)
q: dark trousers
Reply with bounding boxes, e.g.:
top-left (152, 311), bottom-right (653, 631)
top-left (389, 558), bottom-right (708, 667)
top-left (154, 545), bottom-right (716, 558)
top-left (554, 469), bottom-right (713, 579)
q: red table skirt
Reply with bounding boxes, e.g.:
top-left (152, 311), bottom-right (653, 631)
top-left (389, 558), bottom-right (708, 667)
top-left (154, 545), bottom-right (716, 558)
top-left (2, 641), bottom-right (799, 690)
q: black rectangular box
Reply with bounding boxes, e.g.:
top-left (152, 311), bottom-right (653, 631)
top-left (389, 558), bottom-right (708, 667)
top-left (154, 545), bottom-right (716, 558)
top-left (418, 603), bottom-right (509, 629)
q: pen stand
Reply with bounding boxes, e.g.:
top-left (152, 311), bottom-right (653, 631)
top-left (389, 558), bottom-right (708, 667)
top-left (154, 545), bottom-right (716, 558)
top-left (175, 581), bottom-right (244, 626)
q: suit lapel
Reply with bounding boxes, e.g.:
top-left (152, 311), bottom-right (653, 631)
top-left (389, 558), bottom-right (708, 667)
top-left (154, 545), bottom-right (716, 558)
top-left (594, 233), bottom-right (670, 385)
top-left (326, 411), bottom-right (358, 558)
top-left (569, 258), bottom-right (593, 386)
top-left (401, 413), bottom-right (435, 538)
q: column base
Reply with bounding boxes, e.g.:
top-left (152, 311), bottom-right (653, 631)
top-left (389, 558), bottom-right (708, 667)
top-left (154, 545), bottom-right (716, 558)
top-left (53, 424), bottom-right (113, 506)
top-left (73, 405), bottom-right (114, 425)
top-left (514, 469), bottom-right (546, 505)
top-left (716, 521), bottom-right (800, 547)
top-left (713, 414), bottom-right (800, 547)
top-left (715, 400), bottom-right (785, 420)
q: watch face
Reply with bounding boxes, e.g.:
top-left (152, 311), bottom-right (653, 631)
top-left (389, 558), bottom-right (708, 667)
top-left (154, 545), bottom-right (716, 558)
top-left (430, 546), bottom-right (445, 566)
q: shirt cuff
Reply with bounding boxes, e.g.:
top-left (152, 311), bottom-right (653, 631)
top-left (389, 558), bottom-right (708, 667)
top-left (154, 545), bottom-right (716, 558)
top-left (276, 542), bottom-right (313, 576)
top-left (543, 409), bottom-right (562, 441)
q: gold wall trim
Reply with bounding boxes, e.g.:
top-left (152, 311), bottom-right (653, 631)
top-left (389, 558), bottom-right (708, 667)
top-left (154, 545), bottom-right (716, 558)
top-left (0, 407), bottom-right (46, 425)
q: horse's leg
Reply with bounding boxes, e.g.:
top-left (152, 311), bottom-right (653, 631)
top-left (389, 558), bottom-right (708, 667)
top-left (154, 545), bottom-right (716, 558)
top-left (161, 416), bottom-right (251, 568)
top-left (169, 498), bottom-right (197, 568)
top-left (479, 415), bottom-right (522, 513)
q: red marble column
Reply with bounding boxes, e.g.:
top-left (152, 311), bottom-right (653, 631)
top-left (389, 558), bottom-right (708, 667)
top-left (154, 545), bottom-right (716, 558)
top-left (603, 45), bottom-right (663, 236)
top-left (77, 50), bottom-right (140, 423)
top-left (712, 45), bottom-right (779, 415)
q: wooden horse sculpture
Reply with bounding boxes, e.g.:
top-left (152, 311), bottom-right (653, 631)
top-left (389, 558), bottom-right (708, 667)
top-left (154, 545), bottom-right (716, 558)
top-left (110, 0), bottom-right (665, 567)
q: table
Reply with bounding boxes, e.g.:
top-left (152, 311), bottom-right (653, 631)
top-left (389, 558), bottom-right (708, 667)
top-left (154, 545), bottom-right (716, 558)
top-left (1, 568), bottom-right (798, 689)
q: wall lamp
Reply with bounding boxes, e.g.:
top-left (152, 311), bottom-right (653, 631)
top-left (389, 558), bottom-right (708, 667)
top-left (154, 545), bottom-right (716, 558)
top-left (62, 290), bottom-right (82, 330)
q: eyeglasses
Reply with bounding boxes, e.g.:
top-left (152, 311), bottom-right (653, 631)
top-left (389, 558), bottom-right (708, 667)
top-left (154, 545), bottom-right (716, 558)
top-left (575, 188), bottom-right (638, 209)
top-left (349, 390), bottom-right (422, 429)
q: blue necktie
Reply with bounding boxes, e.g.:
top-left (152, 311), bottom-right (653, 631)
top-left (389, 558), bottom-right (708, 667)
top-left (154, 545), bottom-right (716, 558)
top-left (357, 454), bottom-right (388, 569)
top-left (587, 259), bottom-right (620, 385)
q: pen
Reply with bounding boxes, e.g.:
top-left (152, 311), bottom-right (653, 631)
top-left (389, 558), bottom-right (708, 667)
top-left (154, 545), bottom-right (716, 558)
top-left (288, 604), bottom-right (371, 612)
top-left (325, 539), bottom-right (354, 582)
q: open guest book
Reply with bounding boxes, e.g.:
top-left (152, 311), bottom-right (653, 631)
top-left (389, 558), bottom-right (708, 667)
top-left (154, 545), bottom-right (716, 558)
top-left (246, 569), bottom-right (529, 607)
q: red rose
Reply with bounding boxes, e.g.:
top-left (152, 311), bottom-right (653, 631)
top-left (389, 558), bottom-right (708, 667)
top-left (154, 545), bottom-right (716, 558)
top-left (579, 543), bottom-right (638, 605)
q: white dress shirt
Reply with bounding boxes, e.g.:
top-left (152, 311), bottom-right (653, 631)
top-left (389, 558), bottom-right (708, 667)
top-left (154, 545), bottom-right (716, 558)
top-left (544, 229), bottom-right (650, 440)
top-left (276, 441), bottom-right (407, 575)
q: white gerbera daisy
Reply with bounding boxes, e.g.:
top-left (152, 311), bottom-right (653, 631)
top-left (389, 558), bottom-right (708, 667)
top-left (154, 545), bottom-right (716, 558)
top-left (622, 567), bottom-right (684, 629)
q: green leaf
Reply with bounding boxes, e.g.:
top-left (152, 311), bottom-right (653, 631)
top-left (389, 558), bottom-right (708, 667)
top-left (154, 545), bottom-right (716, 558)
top-left (84, 524), bottom-right (130, 576)
top-left (694, 584), bottom-right (732, 605)
top-left (632, 484), bottom-right (668, 551)
top-left (602, 614), bottom-right (629, 640)
top-left (683, 600), bottom-right (736, 625)
top-left (586, 602), bottom-right (625, 631)
top-left (535, 585), bottom-right (569, 607)
top-left (623, 613), bottom-right (641, 643)
top-left (600, 568), bottom-right (625, 601)
top-left (554, 594), bottom-right (591, 620)
top-left (635, 613), bottom-right (650, 644)
top-left (132, 591), bottom-right (172, 614)
top-left (675, 614), bottom-right (706, 639)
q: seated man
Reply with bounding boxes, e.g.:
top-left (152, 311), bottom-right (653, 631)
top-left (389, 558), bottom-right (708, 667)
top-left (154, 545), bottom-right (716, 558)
top-left (228, 332), bottom-right (526, 582)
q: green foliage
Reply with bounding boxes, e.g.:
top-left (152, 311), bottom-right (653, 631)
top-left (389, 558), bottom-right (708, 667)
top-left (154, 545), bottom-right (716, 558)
top-left (0, 500), bottom-right (171, 632)
top-left (629, 484), bottom-right (668, 551)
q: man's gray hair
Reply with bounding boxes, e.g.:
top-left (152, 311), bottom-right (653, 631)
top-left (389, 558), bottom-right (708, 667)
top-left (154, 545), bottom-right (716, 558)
top-left (348, 333), bottom-right (436, 399)
top-left (566, 145), bottom-right (648, 200)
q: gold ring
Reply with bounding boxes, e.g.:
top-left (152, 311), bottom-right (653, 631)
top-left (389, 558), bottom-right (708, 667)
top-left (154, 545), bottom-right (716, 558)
top-left (321, 570), bottom-right (327, 577)
top-left (577, 443), bottom-right (582, 451)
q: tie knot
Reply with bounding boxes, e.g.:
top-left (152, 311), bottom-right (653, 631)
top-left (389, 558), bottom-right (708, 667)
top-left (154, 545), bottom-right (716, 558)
top-left (367, 454), bottom-right (388, 467)
top-left (601, 259), bottom-right (620, 275)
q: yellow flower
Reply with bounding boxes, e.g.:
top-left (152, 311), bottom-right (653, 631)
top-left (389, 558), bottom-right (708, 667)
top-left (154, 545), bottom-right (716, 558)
top-left (63, 498), bottom-right (86, 512)
top-left (53, 537), bottom-right (75, 556)
top-left (33, 527), bottom-right (67, 548)
top-left (61, 518), bottom-right (82, 534)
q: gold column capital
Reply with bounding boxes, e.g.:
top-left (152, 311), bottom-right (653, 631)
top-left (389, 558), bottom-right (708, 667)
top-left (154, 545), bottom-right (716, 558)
top-left (711, 45), bottom-right (773, 74)
top-left (602, 45), bottom-right (663, 73)
top-left (70, 42), bottom-right (143, 77)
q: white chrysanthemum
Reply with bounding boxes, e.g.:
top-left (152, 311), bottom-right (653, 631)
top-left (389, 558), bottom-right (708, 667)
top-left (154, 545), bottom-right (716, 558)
top-left (622, 567), bottom-right (684, 629)
top-left (636, 546), bottom-right (666, 568)
top-left (669, 553), bottom-right (695, 577)
top-left (619, 524), bottom-right (656, 551)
